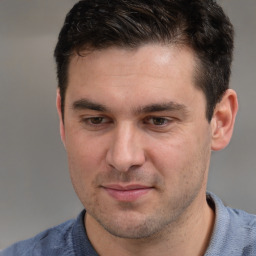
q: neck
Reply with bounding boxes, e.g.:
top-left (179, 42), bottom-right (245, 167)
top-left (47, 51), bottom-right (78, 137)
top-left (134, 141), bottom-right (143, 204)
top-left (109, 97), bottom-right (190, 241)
top-left (85, 193), bottom-right (215, 256)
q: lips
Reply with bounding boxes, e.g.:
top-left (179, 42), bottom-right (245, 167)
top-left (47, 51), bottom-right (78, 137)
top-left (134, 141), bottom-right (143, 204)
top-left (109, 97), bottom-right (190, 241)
top-left (102, 184), bottom-right (153, 202)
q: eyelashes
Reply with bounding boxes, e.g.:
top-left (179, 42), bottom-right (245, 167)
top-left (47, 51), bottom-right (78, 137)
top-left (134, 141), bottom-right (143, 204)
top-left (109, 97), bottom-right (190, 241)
top-left (79, 115), bottom-right (175, 131)
top-left (143, 116), bottom-right (172, 126)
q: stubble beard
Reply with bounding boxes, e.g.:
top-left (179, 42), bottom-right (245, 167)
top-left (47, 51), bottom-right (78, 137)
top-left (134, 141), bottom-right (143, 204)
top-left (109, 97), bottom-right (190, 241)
top-left (80, 140), bottom-right (211, 241)
top-left (84, 169), bottom-right (207, 241)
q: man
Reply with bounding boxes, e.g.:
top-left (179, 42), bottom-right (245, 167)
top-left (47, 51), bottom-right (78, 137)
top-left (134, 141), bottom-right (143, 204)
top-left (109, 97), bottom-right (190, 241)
top-left (1, 0), bottom-right (255, 255)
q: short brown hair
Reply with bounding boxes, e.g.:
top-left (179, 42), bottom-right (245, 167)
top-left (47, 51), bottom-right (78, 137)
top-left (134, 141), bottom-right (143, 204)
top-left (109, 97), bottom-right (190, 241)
top-left (54, 0), bottom-right (234, 121)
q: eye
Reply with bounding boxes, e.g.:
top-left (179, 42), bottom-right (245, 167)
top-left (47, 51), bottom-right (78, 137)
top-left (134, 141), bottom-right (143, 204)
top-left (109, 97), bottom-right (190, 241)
top-left (151, 117), bottom-right (168, 126)
top-left (88, 117), bottom-right (105, 125)
top-left (144, 116), bottom-right (171, 126)
top-left (80, 116), bottom-right (112, 128)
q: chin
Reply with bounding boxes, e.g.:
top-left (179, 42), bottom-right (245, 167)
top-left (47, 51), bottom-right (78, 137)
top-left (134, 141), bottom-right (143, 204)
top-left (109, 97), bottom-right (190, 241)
top-left (93, 210), bottom-right (171, 240)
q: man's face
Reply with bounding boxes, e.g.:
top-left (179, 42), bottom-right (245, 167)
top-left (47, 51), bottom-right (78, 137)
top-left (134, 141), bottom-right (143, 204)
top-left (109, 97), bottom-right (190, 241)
top-left (59, 44), bottom-right (213, 239)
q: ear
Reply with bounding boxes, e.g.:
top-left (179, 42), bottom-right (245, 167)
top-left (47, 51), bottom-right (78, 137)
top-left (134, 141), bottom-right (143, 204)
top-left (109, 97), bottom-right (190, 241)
top-left (56, 89), bottom-right (66, 148)
top-left (211, 89), bottom-right (238, 151)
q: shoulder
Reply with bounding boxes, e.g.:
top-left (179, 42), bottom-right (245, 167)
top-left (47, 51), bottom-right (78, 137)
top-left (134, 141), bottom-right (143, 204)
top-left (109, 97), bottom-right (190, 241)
top-left (226, 206), bottom-right (256, 252)
top-left (206, 192), bottom-right (256, 256)
top-left (227, 206), bottom-right (256, 228)
top-left (0, 219), bottom-right (76, 256)
top-left (216, 194), bottom-right (256, 238)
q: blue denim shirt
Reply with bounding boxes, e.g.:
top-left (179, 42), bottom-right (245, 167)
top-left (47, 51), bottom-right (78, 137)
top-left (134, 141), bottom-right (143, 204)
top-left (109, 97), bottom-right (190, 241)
top-left (1, 193), bottom-right (256, 256)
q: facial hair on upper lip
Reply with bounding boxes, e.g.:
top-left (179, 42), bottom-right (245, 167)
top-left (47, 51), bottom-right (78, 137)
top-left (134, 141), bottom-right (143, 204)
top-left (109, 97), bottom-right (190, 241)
top-left (93, 168), bottom-right (164, 189)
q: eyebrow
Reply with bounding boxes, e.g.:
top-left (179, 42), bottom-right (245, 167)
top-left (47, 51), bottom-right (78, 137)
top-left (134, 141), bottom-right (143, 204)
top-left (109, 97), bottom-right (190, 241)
top-left (134, 102), bottom-right (188, 115)
top-left (72, 99), bottom-right (108, 112)
top-left (72, 98), bottom-right (188, 115)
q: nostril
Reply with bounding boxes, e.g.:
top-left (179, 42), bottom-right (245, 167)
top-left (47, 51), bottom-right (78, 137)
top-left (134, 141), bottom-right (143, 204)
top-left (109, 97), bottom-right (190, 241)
top-left (106, 146), bottom-right (145, 172)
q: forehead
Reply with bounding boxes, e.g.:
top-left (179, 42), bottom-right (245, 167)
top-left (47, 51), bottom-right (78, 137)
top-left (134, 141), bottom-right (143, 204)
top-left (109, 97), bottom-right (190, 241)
top-left (66, 44), bottom-right (204, 113)
top-left (68, 44), bottom-right (196, 80)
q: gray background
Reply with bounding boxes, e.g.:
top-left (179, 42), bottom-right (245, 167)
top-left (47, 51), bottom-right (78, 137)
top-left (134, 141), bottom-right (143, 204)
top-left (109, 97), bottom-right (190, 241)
top-left (0, 0), bottom-right (255, 249)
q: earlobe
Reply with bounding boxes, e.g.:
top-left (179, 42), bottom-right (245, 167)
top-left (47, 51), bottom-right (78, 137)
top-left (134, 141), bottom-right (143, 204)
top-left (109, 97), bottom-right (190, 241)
top-left (56, 89), bottom-right (66, 148)
top-left (211, 89), bottom-right (238, 151)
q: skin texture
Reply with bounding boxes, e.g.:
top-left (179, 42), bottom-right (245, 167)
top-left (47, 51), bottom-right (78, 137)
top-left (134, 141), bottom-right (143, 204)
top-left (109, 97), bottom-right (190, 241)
top-left (57, 44), bottom-right (238, 256)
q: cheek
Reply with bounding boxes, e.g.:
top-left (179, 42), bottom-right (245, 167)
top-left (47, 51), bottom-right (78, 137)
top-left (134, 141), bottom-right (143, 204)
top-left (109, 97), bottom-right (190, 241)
top-left (66, 128), bottom-right (106, 166)
top-left (66, 142), bottom-right (102, 207)
top-left (147, 130), bottom-right (211, 183)
top-left (147, 134), bottom-right (191, 171)
top-left (64, 132), bottom-right (106, 189)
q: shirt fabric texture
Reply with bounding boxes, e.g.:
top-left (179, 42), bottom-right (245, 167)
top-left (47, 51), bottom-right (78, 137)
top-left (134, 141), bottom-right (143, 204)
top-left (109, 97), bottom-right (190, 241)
top-left (1, 192), bottom-right (256, 256)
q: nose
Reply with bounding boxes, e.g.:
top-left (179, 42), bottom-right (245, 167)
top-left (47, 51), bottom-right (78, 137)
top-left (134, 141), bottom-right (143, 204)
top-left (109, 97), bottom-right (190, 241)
top-left (106, 123), bottom-right (146, 172)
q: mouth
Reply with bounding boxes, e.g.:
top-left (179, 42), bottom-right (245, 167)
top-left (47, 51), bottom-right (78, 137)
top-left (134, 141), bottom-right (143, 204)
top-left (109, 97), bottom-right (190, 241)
top-left (102, 184), bottom-right (153, 202)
